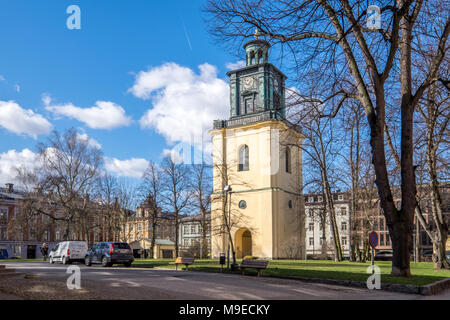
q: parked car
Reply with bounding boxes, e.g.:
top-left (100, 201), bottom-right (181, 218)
top-left (85, 242), bottom-right (134, 267)
top-left (374, 250), bottom-right (393, 261)
top-left (446, 251), bottom-right (450, 261)
top-left (0, 249), bottom-right (8, 259)
top-left (49, 241), bottom-right (88, 264)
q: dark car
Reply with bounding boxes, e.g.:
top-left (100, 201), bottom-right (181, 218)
top-left (85, 242), bottom-right (134, 267)
top-left (374, 250), bottom-right (393, 261)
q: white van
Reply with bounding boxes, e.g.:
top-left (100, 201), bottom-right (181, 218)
top-left (49, 241), bottom-right (88, 264)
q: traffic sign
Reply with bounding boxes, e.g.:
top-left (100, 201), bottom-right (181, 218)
top-left (369, 231), bottom-right (378, 248)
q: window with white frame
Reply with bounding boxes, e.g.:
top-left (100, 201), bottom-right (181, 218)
top-left (309, 237), bottom-right (314, 246)
top-left (238, 145), bottom-right (250, 171)
top-left (341, 222), bottom-right (348, 231)
top-left (342, 237), bottom-right (348, 246)
top-left (308, 223), bottom-right (314, 231)
top-left (308, 196), bottom-right (314, 203)
top-left (341, 207), bottom-right (347, 215)
top-left (318, 196), bottom-right (323, 202)
top-left (338, 194), bottom-right (344, 201)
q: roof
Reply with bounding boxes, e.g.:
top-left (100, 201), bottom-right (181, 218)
top-left (0, 188), bottom-right (25, 200)
top-left (143, 238), bottom-right (175, 245)
top-left (180, 213), bottom-right (209, 222)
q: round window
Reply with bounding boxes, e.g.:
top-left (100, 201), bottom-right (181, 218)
top-left (238, 200), bottom-right (247, 209)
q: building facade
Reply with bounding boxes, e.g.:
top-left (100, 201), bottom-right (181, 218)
top-left (0, 183), bottom-right (123, 259)
top-left (0, 183), bottom-right (62, 259)
top-left (179, 213), bottom-right (211, 257)
top-left (124, 206), bottom-right (177, 244)
top-left (304, 192), bottom-right (351, 258)
top-left (210, 35), bottom-right (305, 259)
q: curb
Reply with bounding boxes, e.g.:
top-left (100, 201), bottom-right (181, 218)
top-left (184, 267), bottom-right (449, 296)
top-left (264, 275), bottom-right (450, 295)
top-left (419, 278), bottom-right (450, 295)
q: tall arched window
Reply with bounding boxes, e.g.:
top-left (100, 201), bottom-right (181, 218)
top-left (238, 145), bottom-right (249, 171)
top-left (285, 147), bottom-right (291, 173)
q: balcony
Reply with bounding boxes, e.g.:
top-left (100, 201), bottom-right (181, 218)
top-left (213, 110), bottom-right (280, 129)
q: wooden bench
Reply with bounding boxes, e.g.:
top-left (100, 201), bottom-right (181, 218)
top-left (169, 257), bottom-right (195, 270)
top-left (240, 259), bottom-right (269, 276)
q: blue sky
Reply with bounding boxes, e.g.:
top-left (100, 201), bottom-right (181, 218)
top-left (0, 0), bottom-right (245, 184)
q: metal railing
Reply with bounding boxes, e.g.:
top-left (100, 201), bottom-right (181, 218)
top-left (213, 110), bottom-right (280, 129)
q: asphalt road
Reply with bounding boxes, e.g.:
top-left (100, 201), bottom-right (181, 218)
top-left (2, 261), bottom-right (449, 300)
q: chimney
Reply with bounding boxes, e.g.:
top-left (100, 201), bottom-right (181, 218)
top-left (5, 183), bottom-right (13, 193)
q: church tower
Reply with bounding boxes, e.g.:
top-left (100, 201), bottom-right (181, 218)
top-left (210, 33), bottom-right (305, 259)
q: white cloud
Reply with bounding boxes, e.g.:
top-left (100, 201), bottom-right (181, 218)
top-left (76, 132), bottom-right (102, 149)
top-left (225, 60), bottom-right (246, 70)
top-left (0, 100), bottom-right (53, 138)
top-left (0, 75), bottom-right (5, 81)
top-left (162, 148), bottom-right (184, 164)
top-left (104, 157), bottom-right (149, 178)
top-left (45, 97), bottom-right (132, 130)
top-left (0, 149), bottom-right (39, 185)
top-left (130, 63), bottom-right (229, 148)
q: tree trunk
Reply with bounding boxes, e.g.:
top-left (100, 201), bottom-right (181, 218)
top-left (433, 226), bottom-right (450, 269)
top-left (201, 209), bottom-right (208, 258)
top-left (389, 221), bottom-right (412, 277)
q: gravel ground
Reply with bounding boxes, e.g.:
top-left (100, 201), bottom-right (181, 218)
top-left (0, 276), bottom-right (107, 300)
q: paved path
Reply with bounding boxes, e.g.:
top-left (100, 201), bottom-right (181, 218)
top-left (2, 261), bottom-right (449, 300)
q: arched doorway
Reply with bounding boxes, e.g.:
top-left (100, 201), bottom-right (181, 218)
top-left (235, 228), bottom-right (252, 259)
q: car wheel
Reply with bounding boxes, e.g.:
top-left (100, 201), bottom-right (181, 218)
top-left (124, 262), bottom-right (131, 267)
top-left (85, 256), bottom-right (91, 266)
top-left (49, 257), bottom-right (54, 264)
top-left (101, 256), bottom-right (109, 267)
top-left (62, 256), bottom-right (70, 265)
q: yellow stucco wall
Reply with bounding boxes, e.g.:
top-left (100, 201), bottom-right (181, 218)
top-left (210, 120), bottom-right (305, 259)
top-left (129, 239), bottom-right (175, 259)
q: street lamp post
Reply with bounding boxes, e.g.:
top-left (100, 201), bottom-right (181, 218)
top-left (224, 185), bottom-right (232, 270)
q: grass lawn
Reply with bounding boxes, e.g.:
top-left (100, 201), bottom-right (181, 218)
top-left (1, 259), bottom-right (42, 262)
top-left (132, 258), bottom-right (450, 286)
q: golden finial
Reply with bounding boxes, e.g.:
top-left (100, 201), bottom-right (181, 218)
top-left (254, 27), bottom-right (260, 39)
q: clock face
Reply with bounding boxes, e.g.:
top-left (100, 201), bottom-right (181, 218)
top-left (243, 76), bottom-right (254, 89)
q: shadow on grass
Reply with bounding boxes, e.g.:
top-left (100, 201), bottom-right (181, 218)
top-left (130, 259), bottom-right (449, 286)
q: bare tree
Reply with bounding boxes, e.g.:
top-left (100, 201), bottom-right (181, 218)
top-left (17, 128), bottom-right (103, 241)
top-left (288, 98), bottom-right (343, 261)
top-left (160, 156), bottom-right (192, 257)
top-left (205, 0), bottom-right (449, 277)
top-left (210, 150), bottom-right (255, 266)
top-left (190, 162), bottom-right (212, 258)
top-left (414, 81), bottom-right (449, 269)
top-left (140, 161), bottom-right (163, 258)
